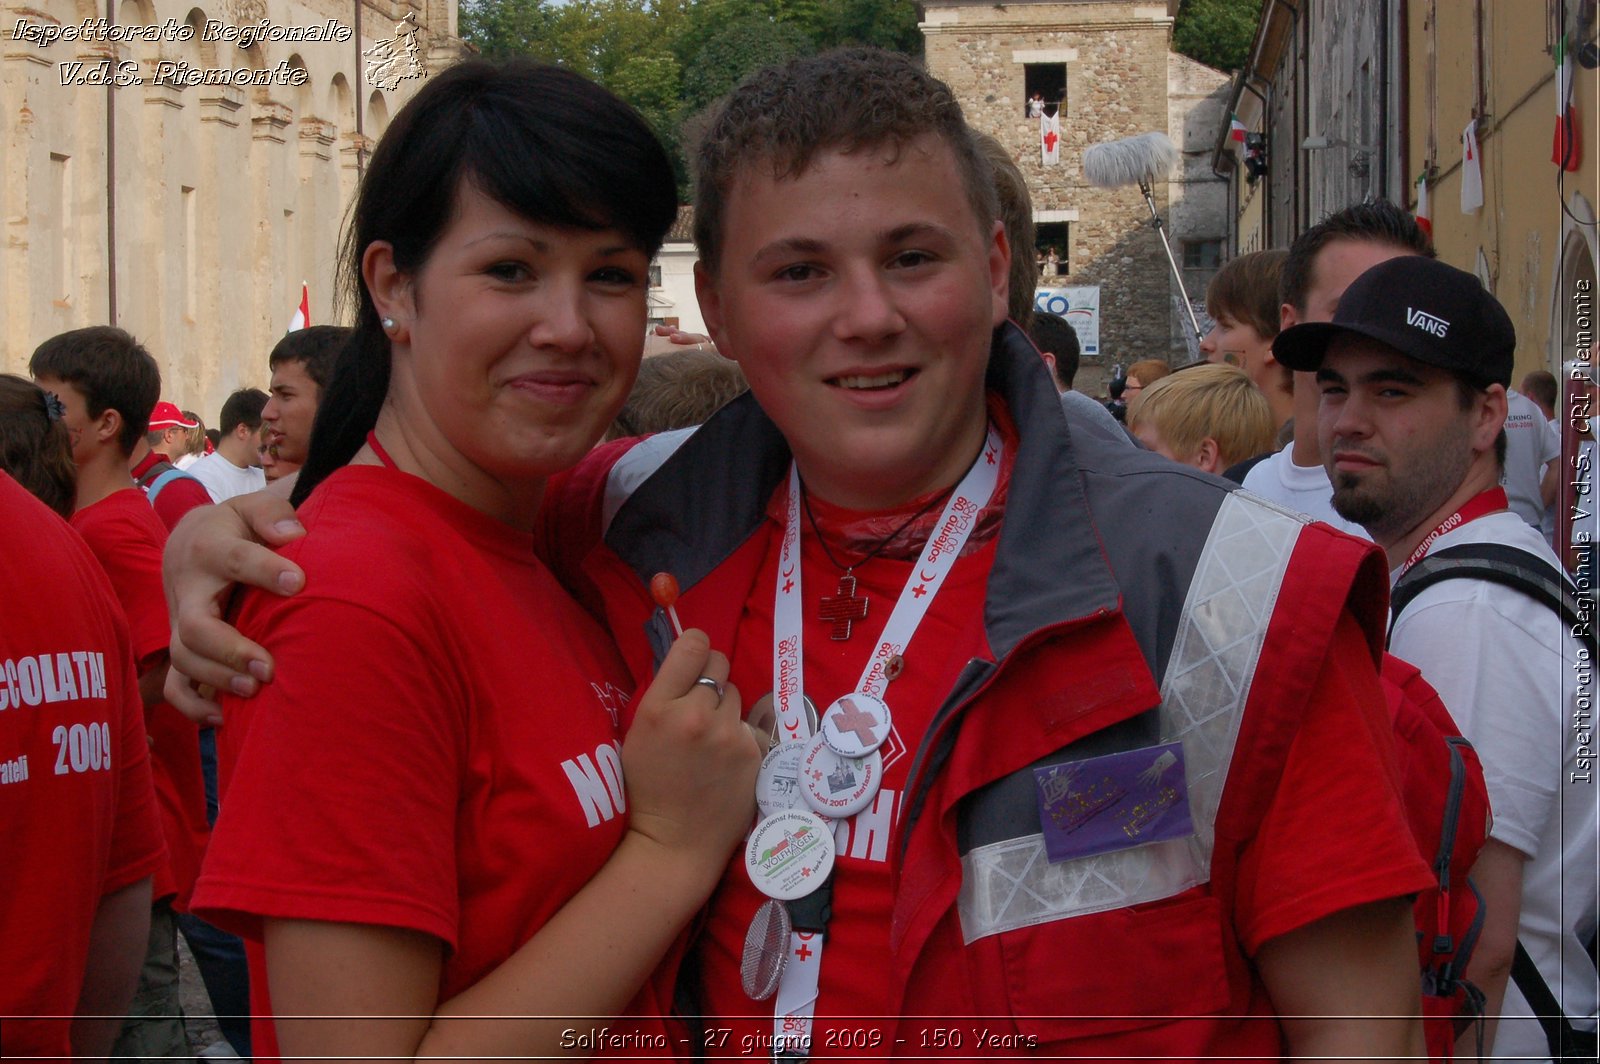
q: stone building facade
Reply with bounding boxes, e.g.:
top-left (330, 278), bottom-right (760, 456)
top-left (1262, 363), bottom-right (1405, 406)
top-left (1168, 48), bottom-right (1231, 346)
top-left (0, 0), bottom-right (460, 420)
top-left (1213, 0), bottom-right (1597, 385)
top-left (922, 0), bottom-right (1228, 375)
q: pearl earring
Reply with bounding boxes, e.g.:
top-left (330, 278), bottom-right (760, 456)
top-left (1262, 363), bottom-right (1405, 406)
top-left (382, 317), bottom-right (396, 329)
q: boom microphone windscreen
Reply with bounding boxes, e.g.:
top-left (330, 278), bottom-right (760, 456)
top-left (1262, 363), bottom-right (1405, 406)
top-left (1083, 132), bottom-right (1179, 189)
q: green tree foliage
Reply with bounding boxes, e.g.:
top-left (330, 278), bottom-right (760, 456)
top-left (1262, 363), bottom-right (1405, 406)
top-left (1172, 0), bottom-right (1259, 73)
top-left (456, 0), bottom-right (925, 197)
top-left (459, 1), bottom-right (687, 145)
top-left (803, 0), bottom-right (921, 54)
top-left (680, 15), bottom-right (814, 113)
top-left (459, 0), bottom-right (558, 61)
top-left (461, 0), bottom-right (921, 105)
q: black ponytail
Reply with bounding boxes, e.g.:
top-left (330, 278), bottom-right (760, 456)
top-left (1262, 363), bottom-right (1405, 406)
top-left (290, 326), bottom-right (385, 506)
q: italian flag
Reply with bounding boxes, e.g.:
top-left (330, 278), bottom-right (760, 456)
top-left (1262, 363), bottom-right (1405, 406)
top-left (287, 281), bottom-right (309, 333)
top-left (1554, 34), bottom-right (1583, 171)
top-left (1229, 113), bottom-right (1247, 142)
top-left (1414, 172), bottom-right (1432, 241)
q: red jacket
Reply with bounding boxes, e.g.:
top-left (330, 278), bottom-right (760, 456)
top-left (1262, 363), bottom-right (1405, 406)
top-left (540, 326), bottom-right (1427, 1058)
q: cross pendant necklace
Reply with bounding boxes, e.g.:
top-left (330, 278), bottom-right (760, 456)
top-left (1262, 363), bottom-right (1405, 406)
top-left (801, 478), bottom-right (957, 643)
top-left (819, 571), bottom-right (869, 640)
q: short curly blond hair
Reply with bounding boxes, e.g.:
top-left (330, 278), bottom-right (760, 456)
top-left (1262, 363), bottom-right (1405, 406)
top-left (1128, 364), bottom-right (1276, 468)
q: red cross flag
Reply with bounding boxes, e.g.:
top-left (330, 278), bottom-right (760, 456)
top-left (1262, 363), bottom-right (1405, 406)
top-left (1041, 110), bottom-right (1061, 167)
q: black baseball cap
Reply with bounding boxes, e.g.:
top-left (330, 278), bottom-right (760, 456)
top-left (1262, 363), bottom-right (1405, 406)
top-left (1272, 256), bottom-right (1516, 388)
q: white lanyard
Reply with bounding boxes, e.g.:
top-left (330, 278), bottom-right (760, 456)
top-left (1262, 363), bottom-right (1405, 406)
top-left (773, 463), bottom-right (808, 744)
top-left (768, 424), bottom-right (1003, 1058)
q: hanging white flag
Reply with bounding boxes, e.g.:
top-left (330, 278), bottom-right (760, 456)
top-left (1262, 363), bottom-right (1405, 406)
top-left (287, 281), bottom-right (310, 332)
top-left (1041, 110), bottom-right (1061, 167)
top-left (1460, 120), bottom-right (1483, 214)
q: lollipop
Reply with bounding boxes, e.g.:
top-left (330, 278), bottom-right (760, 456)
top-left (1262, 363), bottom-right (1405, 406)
top-left (650, 572), bottom-right (684, 637)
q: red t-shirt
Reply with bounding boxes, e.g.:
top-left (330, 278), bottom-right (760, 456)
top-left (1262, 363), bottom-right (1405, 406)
top-left (193, 466), bottom-right (663, 1055)
top-left (71, 488), bottom-right (209, 909)
top-left (130, 449), bottom-right (212, 532)
top-left (0, 475), bottom-right (165, 1056)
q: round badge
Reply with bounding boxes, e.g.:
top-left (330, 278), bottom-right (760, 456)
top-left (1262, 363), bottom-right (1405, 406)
top-left (820, 692), bottom-right (893, 758)
top-left (739, 897), bottom-right (793, 1001)
top-left (744, 810), bottom-right (835, 901)
top-left (800, 732), bottom-right (882, 819)
top-left (756, 739), bottom-right (813, 818)
top-left (748, 691), bottom-right (821, 746)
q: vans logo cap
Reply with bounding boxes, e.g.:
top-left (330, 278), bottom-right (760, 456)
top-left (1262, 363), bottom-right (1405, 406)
top-left (1271, 255), bottom-right (1514, 388)
top-left (1405, 308), bottom-right (1450, 337)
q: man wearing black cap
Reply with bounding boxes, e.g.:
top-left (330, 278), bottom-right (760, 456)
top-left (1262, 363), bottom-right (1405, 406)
top-left (1276, 255), bottom-right (1599, 1062)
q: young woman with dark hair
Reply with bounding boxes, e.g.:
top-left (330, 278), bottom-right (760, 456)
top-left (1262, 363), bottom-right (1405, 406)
top-left (188, 59), bottom-right (760, 1058)
top-left (0, 373), bottom-right (77, 517)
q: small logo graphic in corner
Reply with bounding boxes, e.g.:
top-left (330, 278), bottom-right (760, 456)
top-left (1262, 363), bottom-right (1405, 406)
top-left (590, 681), bottom-right (631, 729)
top-left (364, 11), bottom-right (426, 91)
top-left (1406, 307), bottom-right (1450, 338)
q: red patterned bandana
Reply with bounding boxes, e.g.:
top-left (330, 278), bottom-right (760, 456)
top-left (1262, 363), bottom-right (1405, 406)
top-left (767, 397), bottom-right (1016, 561)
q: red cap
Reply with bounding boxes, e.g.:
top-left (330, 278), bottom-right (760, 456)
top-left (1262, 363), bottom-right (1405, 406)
top-left (148, 401), bottom-right (200, 430)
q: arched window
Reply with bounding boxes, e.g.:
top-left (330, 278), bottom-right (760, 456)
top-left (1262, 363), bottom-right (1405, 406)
top-left (329, 73), bottom-right (355, 134)
top-left (366, 90), bottom-right (390, 138)
top-left (285, 52), bottom-right (311, 118)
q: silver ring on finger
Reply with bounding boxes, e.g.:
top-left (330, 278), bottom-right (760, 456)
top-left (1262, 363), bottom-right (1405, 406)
top-left (694, 676), bottom-right (725, 700)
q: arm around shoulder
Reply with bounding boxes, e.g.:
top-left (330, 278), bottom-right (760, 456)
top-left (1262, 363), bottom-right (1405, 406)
top-left (162, 486), bottom-right (307, 721)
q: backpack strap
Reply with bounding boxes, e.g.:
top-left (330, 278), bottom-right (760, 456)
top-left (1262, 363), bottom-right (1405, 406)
top-left (1512, 939), bottom-right (1595, 1060)
top-left (1390, 543), bottom-right (1595, 660)
top-left (134, 458), bottom-right (194, 506)
top-left (133, 457), bottom-right (175, 491)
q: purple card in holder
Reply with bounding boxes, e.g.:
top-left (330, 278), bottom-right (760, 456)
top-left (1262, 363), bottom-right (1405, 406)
top-left (1033, 740), bottom-right (1194, 863)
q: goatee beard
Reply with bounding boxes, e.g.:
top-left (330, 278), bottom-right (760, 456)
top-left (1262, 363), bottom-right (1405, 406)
top-left (1329, 473), bottom-right (1412, 544)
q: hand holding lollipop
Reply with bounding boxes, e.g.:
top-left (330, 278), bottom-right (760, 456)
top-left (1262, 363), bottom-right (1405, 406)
top-left (651, 572), bottom-right (684, 637)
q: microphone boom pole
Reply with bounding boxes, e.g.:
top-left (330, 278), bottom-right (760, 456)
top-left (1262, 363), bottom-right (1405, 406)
top-left (1083, 132), bottom-right (1205, 347)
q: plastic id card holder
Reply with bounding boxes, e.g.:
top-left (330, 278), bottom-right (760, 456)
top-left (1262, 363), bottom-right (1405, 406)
top-left (1032, 740), bottom-right (1194, 864)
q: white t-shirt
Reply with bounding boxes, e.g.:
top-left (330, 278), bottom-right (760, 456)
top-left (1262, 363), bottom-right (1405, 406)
top-left (174, 451), bottom-right (202, 470)
top-left (186, 451), bottom-right (266, 504)
top-left (1540, 417), bottom-right (1561, 547)
top-left (1389, 512), bottom-right (1598, 1060)
top-left (1503, 391), bottom-right (1561, 530)
top-left (1239, 447), bottom-right (1369, 538)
